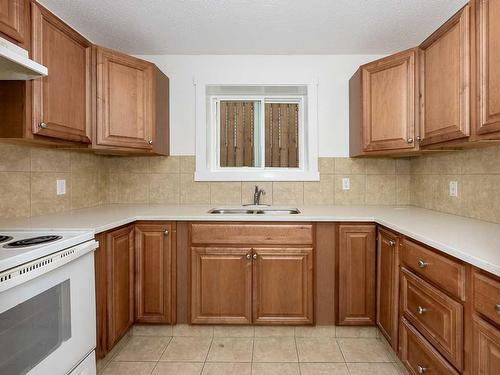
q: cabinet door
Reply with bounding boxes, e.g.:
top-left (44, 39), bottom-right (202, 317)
top-left (476, 0), bottom-right (500, 136)
top-left (190, 247), bottom-right (252, 324)
top-left (95, 46), bottom-right (154, 151)
top-left (106, 225), bottom-right (134, 348)
top-left (419, 5), bottom-right (471, 146)
top-left (94, 232), bottom-right (108, 359)
top-left (0, 0), bottom-right (27, 44)
top-left (337, 224), bottom-right (376, 325)
top-left (472, 315), bottom-right (500, 375)
top-left (376, 228), bottom-right (399, 349)
top-left (361, 49), bottom-right (417, 152)
top-left (31, 3), bottom-right (92, 143)
top-left (135, 223), bottom-right (175, 324)
top-left (253, 247), bottom-right (314, 325)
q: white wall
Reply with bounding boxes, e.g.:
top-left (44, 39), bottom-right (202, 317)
top-left (138, 55), bottom-right (383, 157)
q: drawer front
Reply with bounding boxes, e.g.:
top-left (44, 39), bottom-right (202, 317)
top-left (400, 268), bottom-right (463, 370)
top-left (400, 317), bottom-right (459, 375)
top-left (401, 239), bottom-right (465, 300)
top-left (190, 223), bottom-right (314, 245)
top-left (473, 271), bottom-right (500, 327)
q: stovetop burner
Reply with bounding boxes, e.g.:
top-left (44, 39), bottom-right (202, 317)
top-left (3, 235), bottom-right (62, 248)
top-left (0, 235), bottom-right (13, 244)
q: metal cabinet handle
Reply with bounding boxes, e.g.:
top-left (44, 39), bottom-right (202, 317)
top-left (416, 136), bottom-right (421, 142)
top-left (495, 304), bottom-right (500, 315)
top-left (39, 122), bottom-right (48, 129)
top-left (407, 138), bottom-right (413, 144)
top-left (246, 253), bottom-right (251, 260)
top-left (388, 240), bottom-right (396, 247)
top-left (253, 253), bottom-right (257, 260)
top-left (148, 140), bottom-right (153, 145)
top-left (164, 230), bottom-right (169, 235)
top-left (418, 260), bottom-right (428, 268)
top-left (416, 365), bottom-right (427, 374)
top-left (416, 306), bottom-right (427, 315)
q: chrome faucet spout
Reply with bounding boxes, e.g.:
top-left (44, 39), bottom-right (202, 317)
top-left (253, 185), bottom-right (266, 205)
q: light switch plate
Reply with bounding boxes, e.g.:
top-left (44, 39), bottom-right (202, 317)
top-left (56, 179), bottom-right (66, 195)
top-left (342, 177), bottom-right (350, 191)
top-left (449, 180), bottom-right (458, 197)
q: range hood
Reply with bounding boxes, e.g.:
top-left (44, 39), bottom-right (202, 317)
top-left (0, 36), bottom-right (48, 80)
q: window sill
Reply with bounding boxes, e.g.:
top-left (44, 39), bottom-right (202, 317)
top-left (194, 169), bottom-right (320, 182)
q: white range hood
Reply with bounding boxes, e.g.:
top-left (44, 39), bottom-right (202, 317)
top-left (0, 36), bottom-right (48, 80)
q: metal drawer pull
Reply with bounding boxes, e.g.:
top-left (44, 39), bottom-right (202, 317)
top-left (388, 240), bottom-right (396, 247)
top-left (416, 306), bottom-right (427, 315)
top-left (496, 304), bottom-right (500, 315)
top-left (418, 260), bottom-right (428, 268)
top-left (416, 365), bottom-right (427, 374)
top-left (253, 253), bottom-right (257, 260)
top-left (39, 122), bottom-right (48, 129)
top-left (164, 230), bottom-right (169, 235)
top-left (246, 254), bottom-right (251, 260)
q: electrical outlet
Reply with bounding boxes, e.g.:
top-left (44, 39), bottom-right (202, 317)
top-left (56, 179), bottom-right (66, 195)
top-left (449, 180), bottom-right (458, 197)
top-left (342, 177), bottom-right (350, 191)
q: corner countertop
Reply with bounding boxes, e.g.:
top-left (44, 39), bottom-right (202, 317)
top-left (0, 204), bottom-right (499, 277)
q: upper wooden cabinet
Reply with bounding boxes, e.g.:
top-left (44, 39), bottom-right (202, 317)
top-left (475, 0), bottom-right (500, 138)
top-left (0, 0), bottom-right (28, 45)
top-left (31, 2), bottom-right (92, 143)
top-left (93, 46), bottom-right (169, 155)
top-left (349, 48), bottom-right (419, 156)
top-left (419, 5), bottom-right (471, 147)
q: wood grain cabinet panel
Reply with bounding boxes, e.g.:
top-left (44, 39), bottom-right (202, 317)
top-left (419, 5), bottom-right (471, 146)
top-left (472, 315), bottom-right (500, 375)
top-left (106, 225), bottom-right (135, 349)
top-left (476, 0), bottom-right (500, 137)
top-left (31, 2), bottom-right (92, 143)
top-left (135, 222), bottom-right (175, 324)
top-left (253, 247), bottom-right (314, 325)
top-left (0, 0), bottom-right (28, 44)
top-left (94, 232), bottom-right (108, 359)
top-left (349, 48), bottom-right (418, 156)
top-left (376, 228), bottom-right (399, 350)
top-left (190, 247), bottom-right (253, 324)
top-left (337, 224), bottom-right (376, 325)
top-left (473, 270), bottom-right (500, 327)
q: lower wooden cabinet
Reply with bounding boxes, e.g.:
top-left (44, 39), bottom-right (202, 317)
top-left (472, 315), bottom-right (500, 375)
top-left (376, 228), bottom-right (400, 350)
top-left (135, 222), bottom-right (176, 323)
top-left (337, 224), bottom-right (376, 325)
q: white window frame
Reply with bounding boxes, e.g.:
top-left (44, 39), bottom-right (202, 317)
top-left (195, 78), bottom-right (319, 182)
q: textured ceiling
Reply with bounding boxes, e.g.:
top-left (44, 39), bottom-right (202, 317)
top-left (39, 0), bottom-right (467, 55)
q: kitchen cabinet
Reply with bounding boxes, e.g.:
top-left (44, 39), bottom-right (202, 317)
top-left (135, 222), bottom-right (175, 324)
top-left (189, 223), bottom-right (314, 325)
top-left (105, 225), bottom-right (135, 350)
top-left (93, 46), bottom-right (169, 155)
top-left (0, 0), bottom-right (28, 46)
top-left (349, 48), bottom-right (419, 156)
top-left (475, 0), bottom-right (500, 138)
top-left (376, 228), bottom-right (399, 350)
top-left (419, 5), bottom-right (471, 147)
top-left (31, 2), bottom-right (92, 143)
top-left (337, 224), bottom-right (376, 325)
top-left (472, 315), bottom-right (500, 375)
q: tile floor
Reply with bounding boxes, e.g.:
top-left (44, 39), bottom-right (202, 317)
top-left (97, 325), bottom-right (408, 375)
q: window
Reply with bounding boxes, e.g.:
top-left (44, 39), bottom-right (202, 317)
top-left (195, 82), bottom-right (319, 181)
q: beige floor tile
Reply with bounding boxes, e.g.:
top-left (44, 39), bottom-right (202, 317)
top-left (296, 338), bottom-right (344, 362)
top-left (161, 337), bottom-right (212, 362)
top-left (295, 326), bottom-right (335, 338)
top-left (173, 324), bottom-right (214, 337)
top-left (347, 363), bottom-right (400, 375)
top-left (201, 362), bottom-right (251, 375)
top-left (133, 324), bottom-right (173, 337)
top-left (207, 338), bottom-right (253, 362)
top-left (251, 362), bottom-right (300, 375)
top-left (114, 336), bottom-right (170, 362)
top-left (335, 326), bottom-right (378, 338)
top-left (152, 362), bottom-right (203, 375)
top-left (213, 325), bottom-right (255, 337)
top-left (337, 338), bottom-right (392, 363)
top-left (253, 337), bottom-right (298, 362)
top-left (299, 363), bottom-right (349, 375)
top-left (101, 361), bottom-right (156, 375)
top-left (254, 326), bottom-right (295, 337)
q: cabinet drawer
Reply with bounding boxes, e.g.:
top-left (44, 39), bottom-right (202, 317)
top-left (401, 239), bottom-right (465, 300)
top-left (400, 268), bottom-right (463, 370)
top-left (190, 223), bottom-right (313, 245)
top-left (473, 271), bottom-right (500, 327)
top-left (400, 317), bottom-right (459, 375)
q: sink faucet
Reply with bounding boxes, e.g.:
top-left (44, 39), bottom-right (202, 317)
top-left (253, 185), bottom-right (266, 205)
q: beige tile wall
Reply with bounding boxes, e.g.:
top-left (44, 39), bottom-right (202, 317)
top-left (410, 144), bottom-right (500, 224)
top-left (0, 143), bottom-right (107, 219)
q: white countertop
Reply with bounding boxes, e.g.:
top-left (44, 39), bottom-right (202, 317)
top-left (0, 204), bottom-right (499, 276)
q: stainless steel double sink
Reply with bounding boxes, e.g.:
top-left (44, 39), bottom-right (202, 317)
top-left (208, 207), bottom-right (300, 215)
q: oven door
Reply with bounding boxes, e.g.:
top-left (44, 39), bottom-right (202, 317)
top-left (0, 250), bottom-right (96, 375)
